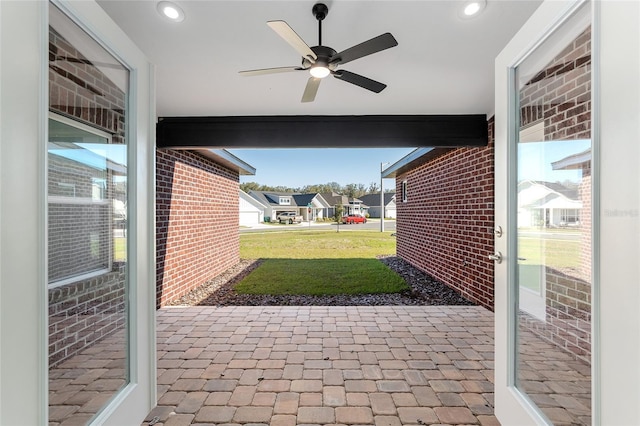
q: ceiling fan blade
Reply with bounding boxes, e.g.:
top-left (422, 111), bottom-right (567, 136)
top-left (239, 66), bottom-right (304, 76)
top-left (332, 33), bottom-right (398, 65)
top-left (333, 70), bottom-right (387, 93)
top-left (267, 20), bottom-right (317, 61)
top-left (301, 77), bottom-right (321, 103)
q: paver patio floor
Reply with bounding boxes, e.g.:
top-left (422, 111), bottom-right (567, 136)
top-left (48, 305), bottom-right (592, 425)
top-left (145, 305), bottom-right (499, 426)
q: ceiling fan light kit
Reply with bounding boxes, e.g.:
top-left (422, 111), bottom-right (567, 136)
top-left (310, 66), bottom-right (330, 79)
top-left (239, 2), bottom-right (398, 103)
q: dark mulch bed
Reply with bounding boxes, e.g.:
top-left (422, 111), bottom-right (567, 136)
top-left (167, 255), bottom-right (475, 307)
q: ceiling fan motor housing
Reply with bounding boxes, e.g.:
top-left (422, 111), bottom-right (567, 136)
top-left (312, 3), bottom-right (328, 21)
top-left (303, 45), bottom-right (337, 71)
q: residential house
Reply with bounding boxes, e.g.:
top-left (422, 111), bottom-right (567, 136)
top-left (518, 180), bottom-right (582, 228)
top-left (248, 190), bottom-right (331, 221)
top-left (239, 189), bottom-right (266, 226)
top-left (358, 192), bottom-right (396, 219)
top-left (320, 192), bottom-right (367, 218)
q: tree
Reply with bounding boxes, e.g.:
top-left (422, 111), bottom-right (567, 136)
top-left (271, 185), bottom-right (293, 193)
top-left (343, 183), bottom-right (358, 198)
top-left (240, 181), bottom-right (262, 193)
top-left (240, 180), bottom-right (397, 196)
top-left (333, 204), bottom-right (344, 222)
top-left (327, 182), bottom-right (342, 193)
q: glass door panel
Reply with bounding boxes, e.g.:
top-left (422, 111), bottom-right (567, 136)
top-left (514, 4), bottom-right (592, 424)
top-left (48, 3), bottom-right (130, 423)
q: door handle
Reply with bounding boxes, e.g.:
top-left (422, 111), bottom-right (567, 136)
top-left (488, 252), bottom-right (502, 264)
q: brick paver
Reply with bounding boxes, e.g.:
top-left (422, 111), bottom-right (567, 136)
top-left (336, 406), bottom-right (374, 423)
top-left (48, 305), bottom-right (592, 425)
top-left (323, 385), bottom-right (347, 406)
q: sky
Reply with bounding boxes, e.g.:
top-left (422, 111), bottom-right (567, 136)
top-left (518, 139), bottom-right (591, 184)
top-left (228, 148), bottom-right (416, 189)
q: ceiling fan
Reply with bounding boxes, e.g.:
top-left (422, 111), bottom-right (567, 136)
top-left (239, 2), bottom-right (398, 103)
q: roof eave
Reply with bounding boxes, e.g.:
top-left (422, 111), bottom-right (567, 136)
top-left (382, 147), bottom-right (452, 178)
top-left (240, 189), bottom-right (269, 208)
top-left (551, 150), bottom-right (592, 170)
top-left (194, 148), bottom-right (256, 176)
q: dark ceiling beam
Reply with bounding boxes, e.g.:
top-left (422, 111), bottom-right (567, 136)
top-left (156, 115), bottom-right (488, 149)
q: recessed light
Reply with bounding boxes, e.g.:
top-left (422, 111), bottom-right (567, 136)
top-left (462, 0), bottom-right (486, 17)
top-left (157, 1), bottom-right (185, 22)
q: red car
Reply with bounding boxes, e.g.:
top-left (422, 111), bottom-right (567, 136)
top-left (342, 214), bottom-right (367, 224)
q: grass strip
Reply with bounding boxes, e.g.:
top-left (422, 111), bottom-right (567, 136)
top-left (235, 258), bottom-right (408, 295)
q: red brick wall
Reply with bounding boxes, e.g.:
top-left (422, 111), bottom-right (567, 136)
top-left (520, 27), bottom-right (591, 140)
top-left (396, 118), bottom-right (495, 310)
top-left (545, 268), bottom-right (591, 362)
top-left (518, 267), bottom-right (591, 364)
top-left (156, 149), bottom-right (240, 307)
top-left (49, 28), bottom-right (126, 142)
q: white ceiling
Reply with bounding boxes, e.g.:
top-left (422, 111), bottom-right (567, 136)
top-left (97, 0), bottom-right (541, 118)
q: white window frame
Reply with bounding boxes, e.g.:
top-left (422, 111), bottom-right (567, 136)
top-left (47, 113), bottom-right (114, 289)
top-left (401, 180), bottom-right (408, 202)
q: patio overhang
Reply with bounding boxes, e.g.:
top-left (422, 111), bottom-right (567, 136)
top-left (156, 115), bottom-right (489, 149)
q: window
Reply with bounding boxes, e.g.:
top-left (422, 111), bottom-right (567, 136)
top-left (279, 197), bottom-right (291, 205)
top-left (560, 208), bottom-right (580, 225)
top-left (48, 114), bottom-right (125, 287)
top-left (401, 180), bottom-right (408, 202)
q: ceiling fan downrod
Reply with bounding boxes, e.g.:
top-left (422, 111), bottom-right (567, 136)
top-left (312, 3), bottom-right (328, 46)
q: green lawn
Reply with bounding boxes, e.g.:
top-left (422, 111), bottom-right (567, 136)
top-left (517, 235), bottom-right (582, 292)
top-left (114, 237), bottom-right (126, 261)
top-left (240, 230), bottom-right (397, 259)
top-left (518, 237), bottom-right (581, 270)
top-left (237, 230), bottom-right (407, 296)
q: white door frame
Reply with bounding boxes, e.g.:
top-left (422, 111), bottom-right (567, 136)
top-left (0, 1), bottom-right (156, 424)
top-left (595, 1), bottom-right (640, 423)
top-left (1, 2), bottom-right (49, 423)
top-left (494, 0), bottom-right (640, 424)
